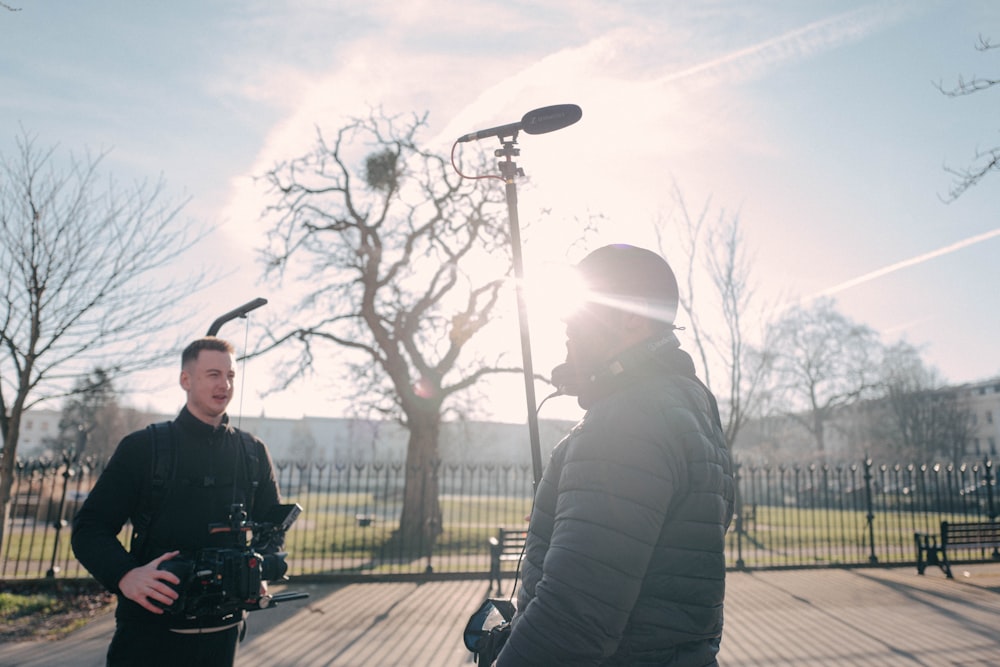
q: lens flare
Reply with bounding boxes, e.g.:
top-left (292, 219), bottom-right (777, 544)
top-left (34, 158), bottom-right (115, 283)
top-left (413, 377), bottom-right (437, 399)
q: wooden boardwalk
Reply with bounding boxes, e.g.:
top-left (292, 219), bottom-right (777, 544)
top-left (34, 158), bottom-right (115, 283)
top-left (3, 564), bottom-right (999, 666)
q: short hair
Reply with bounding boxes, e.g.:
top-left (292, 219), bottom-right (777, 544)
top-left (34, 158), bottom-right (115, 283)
top-left (181, 337), bottom-right (235, 367)
top-left (575, 244), bottom-right (679, 328)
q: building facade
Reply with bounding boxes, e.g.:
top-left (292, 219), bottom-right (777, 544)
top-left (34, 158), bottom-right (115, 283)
top-left (956, 377), bottom-right (1000, 459)
top-left (732, 375), bottom-right (1000, 463)
top-left (9, 408), bottom-right (575, 465)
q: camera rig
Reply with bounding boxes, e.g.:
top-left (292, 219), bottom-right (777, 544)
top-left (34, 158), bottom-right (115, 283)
top-left (157, 502), bottom-right (308, 619)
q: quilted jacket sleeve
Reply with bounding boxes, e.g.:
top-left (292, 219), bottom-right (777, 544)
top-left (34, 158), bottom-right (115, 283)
top-left (71, 432), bottom-right (147, 594)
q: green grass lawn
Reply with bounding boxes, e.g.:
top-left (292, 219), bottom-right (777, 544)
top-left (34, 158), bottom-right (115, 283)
top-left (4, 493), bottom-right (986, 578)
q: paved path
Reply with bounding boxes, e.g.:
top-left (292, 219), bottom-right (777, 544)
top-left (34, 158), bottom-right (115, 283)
top-left (3, 564), bottom-right (999, 666)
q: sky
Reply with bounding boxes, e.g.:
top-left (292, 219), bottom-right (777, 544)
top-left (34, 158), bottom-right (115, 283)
top-left (3, 0), bottom-right (999, 426)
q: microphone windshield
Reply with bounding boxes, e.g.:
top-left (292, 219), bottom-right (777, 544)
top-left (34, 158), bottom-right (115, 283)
top-left (550, 362), bottom-right (577, 396)
top-left (520, 104), bottom-right (582, 136)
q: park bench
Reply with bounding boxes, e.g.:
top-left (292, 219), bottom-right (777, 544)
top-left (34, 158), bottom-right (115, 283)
top-left (915, 520), bottom-right (1000, 578)
top-left (488, 527), bottom-right (528, 595)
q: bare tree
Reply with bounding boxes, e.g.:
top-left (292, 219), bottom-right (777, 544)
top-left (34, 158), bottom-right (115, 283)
top-left (254, 110), bottom-right (521, 552)
top-left (656, 181), bottom-right (772, 447)
top-left (44, 368), bottom-right (145, 462)
top-left (937, 35), bottom-right (1000, 201)
top-left (766, 298), bottom-right (882, 455)
top-left (868, 343), bottom-right (974, 462)
top-left (0, 131), bottom-right (205, 552)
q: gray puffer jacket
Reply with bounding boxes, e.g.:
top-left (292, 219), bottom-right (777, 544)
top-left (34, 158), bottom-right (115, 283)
top-left (497, 337), bottom-right (734, 666)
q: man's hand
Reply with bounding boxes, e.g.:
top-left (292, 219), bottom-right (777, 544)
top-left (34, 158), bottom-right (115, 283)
top-left (118, 550), bottom-right (182, 614)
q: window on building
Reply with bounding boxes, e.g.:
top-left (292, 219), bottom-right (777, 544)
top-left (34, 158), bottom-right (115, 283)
top-left (987, 411), bottom-right (994, 425)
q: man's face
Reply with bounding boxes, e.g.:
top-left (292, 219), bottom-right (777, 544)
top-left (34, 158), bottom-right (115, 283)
top-left (563, 305), bottom-right (621, 383)
top-left (563, 297), bottom-right (658, 388)
top-left (180, 349), bottom-right (235, 425)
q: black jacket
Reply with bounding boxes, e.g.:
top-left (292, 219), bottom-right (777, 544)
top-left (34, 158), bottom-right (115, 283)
top-left (71, 407), bottom-right (281, 627)
top-left (497, 335), bottom-right (734, 666)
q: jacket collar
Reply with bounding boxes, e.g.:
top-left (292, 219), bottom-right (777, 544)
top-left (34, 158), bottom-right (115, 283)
top-left (577, 331), bottom-right (697, 408)
top-left (175, 405), bottom-right (233, 439)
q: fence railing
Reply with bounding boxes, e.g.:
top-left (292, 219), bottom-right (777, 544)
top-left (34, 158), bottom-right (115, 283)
top-left (1, 455), bottom-right (996, 580)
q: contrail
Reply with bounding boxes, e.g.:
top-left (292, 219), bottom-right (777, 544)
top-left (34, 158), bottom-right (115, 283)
top-left (815, 227), bottom-right (1000, 298)
top-left (655, 4), bottom-right (909, 87)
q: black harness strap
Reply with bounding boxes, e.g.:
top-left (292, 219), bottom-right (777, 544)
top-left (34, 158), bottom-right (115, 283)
top-left (130, 422), bottom-right (175, 558)
top-left (130, 421), bottom-right (261, 559)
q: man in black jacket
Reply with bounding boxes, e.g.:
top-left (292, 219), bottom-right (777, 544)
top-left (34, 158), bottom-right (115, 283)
top-left (72, 337), bottom-right (283, 667)
top-left (496, 244), bottom-right (735, 666)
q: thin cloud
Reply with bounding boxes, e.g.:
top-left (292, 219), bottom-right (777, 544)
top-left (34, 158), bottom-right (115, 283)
top-left (816, 227), bottom-right (1000, 298)
top-left (656, 3), bottom-right (911, 87)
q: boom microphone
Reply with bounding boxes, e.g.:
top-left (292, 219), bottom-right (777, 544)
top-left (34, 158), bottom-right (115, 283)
top-left (521, 104), bottom-right (583, 136)
top-left (457, 104), bottom-right (582, 143)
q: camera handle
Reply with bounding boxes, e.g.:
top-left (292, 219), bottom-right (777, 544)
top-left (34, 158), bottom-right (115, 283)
top-left (259, 591), bottom-right (311, 610)
top-left (208, 503), bottom-right (253, 546)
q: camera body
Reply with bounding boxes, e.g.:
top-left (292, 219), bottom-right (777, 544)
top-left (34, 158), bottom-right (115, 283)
top-left (156, 502), bottom-right (301, 619)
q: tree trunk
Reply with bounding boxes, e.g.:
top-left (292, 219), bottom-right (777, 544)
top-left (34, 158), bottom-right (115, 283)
top-left (0, 407), bottom-right (24, 554)
top-left (0, 476), bottom-right (11, 556)
top-left (395, 408), bottom-right (443, 562)
top-left (813, 411), bottom-right (826, 455)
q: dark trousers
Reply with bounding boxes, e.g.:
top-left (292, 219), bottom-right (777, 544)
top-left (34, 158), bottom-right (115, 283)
top-left (106, 621), bottom-right (240, 667)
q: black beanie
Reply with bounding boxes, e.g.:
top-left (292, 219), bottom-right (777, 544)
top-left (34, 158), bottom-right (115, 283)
top-left (575, 244), bottom-right (679, 326)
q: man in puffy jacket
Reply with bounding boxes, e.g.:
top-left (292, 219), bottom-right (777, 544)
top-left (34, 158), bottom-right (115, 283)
top-left (496, 244), bottom-right (734, 666)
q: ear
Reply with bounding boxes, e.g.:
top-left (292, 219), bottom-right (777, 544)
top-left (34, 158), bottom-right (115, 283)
top-left (179, 369), bottom-right (191, 391)
top-left (620, 309), bottom-right (650, 333)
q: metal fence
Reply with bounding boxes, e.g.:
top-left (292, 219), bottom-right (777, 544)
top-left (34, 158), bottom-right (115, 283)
top-left (2, 454), bottom-right (997, 581)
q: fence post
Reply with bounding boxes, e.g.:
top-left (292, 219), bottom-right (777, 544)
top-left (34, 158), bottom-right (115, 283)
top-left (46, 452), bottom-right (74, 578)
top-left (425, 460), bottom-right (441, 574)
top-left (733, 460), bottom-right (745, 570)
top-left (983, 457), bottom-right (996, 523)
top-left (863, 456), bottom-right (878, 564)
top-left (983, 458), bottom-right (999, 561)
